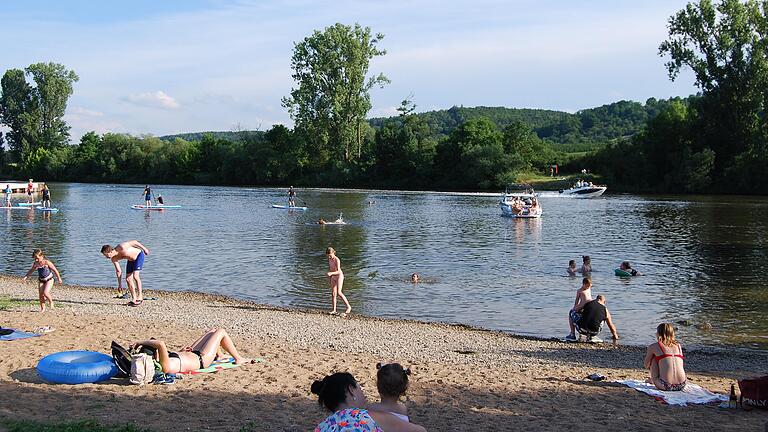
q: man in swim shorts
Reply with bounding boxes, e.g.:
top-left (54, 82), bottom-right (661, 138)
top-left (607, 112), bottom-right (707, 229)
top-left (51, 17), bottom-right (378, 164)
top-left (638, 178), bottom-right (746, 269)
top-left (101, 240), bottom-right (150, 306)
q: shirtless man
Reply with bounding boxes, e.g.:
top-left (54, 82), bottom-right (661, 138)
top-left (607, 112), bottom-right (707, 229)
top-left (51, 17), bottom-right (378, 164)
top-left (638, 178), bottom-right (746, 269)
top-left (101, 240), bottom-right (150, 306)
top-left (566, 277), bottom-right (593, 340)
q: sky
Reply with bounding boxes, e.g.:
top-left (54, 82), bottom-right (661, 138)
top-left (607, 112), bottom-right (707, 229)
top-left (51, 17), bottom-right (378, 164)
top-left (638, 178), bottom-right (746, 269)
top-left (0, 0), bottom-right (698, 142)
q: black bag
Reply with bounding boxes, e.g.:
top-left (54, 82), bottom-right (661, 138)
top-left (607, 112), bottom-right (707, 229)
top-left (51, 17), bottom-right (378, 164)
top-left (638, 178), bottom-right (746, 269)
top-left (111, 341), bottom-right (133, 378)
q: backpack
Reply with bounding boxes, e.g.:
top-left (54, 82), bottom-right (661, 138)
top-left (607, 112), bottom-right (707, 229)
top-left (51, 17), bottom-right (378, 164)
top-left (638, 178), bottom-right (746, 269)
top-left (111, 341), bottom-right (133, 378)
top-left (129, 353), bottom-right (156, 385)
top-left (739, 375), bottom-right (768, 409)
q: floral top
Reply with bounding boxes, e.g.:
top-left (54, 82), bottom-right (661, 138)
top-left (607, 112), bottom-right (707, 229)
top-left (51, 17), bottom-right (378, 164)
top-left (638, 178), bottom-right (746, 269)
top-left (315, 408), bottom-right (383, 432)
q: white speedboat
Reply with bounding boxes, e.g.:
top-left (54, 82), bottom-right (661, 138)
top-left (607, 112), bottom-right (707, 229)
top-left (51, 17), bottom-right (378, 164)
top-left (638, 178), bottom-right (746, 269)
top-left (558, 181), bottom-right (607, 198)
top-left (499, 192), bottom-right (542, 218)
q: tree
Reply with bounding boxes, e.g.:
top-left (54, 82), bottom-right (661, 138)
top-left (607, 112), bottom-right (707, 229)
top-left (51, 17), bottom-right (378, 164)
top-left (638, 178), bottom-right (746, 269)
top-left (0, 63), bottom-right (78, 160)
top-left (283, 23), bottom-right (389, 169)
top-left (659, 0), bottom-right (768, 179)
top-left (25, 63), bottom-right (79, 149)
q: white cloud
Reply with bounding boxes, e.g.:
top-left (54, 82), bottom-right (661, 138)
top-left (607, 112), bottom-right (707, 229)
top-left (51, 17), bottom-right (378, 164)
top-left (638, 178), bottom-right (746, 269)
top-left (124, 91), bottom-right (180, 110)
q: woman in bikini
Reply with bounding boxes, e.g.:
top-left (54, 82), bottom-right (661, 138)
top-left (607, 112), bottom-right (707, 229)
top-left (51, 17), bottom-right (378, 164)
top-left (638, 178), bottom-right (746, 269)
top-left (644, 323), bottom-right (687, 391)
top-left (326, 247), bottom-right (351, 316)
top-left (130, 328), bottom-right (249, 374)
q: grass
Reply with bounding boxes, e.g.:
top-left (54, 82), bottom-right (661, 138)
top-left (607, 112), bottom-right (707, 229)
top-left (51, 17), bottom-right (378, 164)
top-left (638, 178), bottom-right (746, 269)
top-left (0, 419), bottom-right (150, 432)
top-left (0, 296), bottom-right (36, 311)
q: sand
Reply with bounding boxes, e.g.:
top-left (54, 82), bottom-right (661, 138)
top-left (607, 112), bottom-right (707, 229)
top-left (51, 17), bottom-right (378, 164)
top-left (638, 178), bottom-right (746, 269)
top-left (0, 275), bottom-right (766, 432)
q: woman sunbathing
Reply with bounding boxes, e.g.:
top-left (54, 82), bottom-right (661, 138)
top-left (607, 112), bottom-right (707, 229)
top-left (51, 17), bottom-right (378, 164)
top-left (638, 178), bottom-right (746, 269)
top-left (644, 323), bottom-right (686, 391)
top-left (131, 328), bottom-right (249, 374)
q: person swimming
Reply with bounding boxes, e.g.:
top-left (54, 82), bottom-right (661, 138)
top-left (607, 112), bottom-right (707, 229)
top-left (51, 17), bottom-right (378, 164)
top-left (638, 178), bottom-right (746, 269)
top-left (410, 273), bottom-right (420, 284)
top-left (318, 218), bottom-right (327, 225)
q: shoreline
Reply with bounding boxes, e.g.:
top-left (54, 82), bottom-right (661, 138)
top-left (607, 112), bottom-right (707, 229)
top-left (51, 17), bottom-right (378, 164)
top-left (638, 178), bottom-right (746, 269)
top-left (2, 275), bottom-right (768, 431)
top-left (1, 273), bottom-right (761, 354)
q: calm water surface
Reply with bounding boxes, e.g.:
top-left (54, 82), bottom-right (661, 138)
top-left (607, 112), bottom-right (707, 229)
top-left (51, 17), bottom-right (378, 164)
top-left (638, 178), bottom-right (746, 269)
top-left (1, 183), bottom-right (766, 350)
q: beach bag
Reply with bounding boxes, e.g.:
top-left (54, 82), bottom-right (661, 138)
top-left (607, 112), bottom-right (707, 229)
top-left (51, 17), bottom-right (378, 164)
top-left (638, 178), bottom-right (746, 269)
top-left (111, 341), bottom-right (132, 377)
top-left (739, 375), bottom-right (768, 409)
top-left (129, 353), bottom-right (156, 385)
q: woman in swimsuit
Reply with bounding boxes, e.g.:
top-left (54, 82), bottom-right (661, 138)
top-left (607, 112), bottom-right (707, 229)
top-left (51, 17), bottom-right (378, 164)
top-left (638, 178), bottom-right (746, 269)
top-left (580, 255), bottom-right (592, 274)
top-left (23, 249), bottom-right (62, 312)
top-left (326, 247), bottom-right (351, 316)
top-left (644, 323), bottom-right (687, 391)
top-left (311, 372), bottom-right (426, 432)
top-left (131, 328), bottom-right (249, 374)
top-left (368, 363), bottom-right (412, 423)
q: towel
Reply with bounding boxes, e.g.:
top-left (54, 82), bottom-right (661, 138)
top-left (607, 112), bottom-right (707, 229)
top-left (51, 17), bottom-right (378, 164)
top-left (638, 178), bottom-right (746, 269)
top-left (177, 357), bottom-right (266, 375)
top-left (616, 379), bottom-right (728, 406)
top-left (0, 329), bottom-right (42, 341)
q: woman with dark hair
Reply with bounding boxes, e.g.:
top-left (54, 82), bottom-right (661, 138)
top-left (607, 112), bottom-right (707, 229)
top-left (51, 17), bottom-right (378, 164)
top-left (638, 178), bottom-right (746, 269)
top-left (311, 372), bottom-right (426, 432)
top-left (131, 328), bottom-right (249, 374)
top-left (368, 363), bottom-right (411, 422)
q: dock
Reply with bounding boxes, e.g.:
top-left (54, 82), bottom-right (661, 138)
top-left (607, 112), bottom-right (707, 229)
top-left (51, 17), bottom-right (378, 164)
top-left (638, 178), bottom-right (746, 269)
top-left (1, 180), bottom-right (46, 193)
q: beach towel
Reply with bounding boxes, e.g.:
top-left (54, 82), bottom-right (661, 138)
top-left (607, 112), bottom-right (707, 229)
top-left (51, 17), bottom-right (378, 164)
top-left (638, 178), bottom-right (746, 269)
top-left (616, 379), bottom-right (727, 406)
top-left (177, 357), bottom-right (265, 375)
top-left (0, 329), bottom-right (42, 341)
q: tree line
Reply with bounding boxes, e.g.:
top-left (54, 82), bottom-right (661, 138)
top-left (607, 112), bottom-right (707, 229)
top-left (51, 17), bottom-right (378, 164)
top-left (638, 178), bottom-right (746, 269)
top-left (2, 1), bottom-right (767, 194)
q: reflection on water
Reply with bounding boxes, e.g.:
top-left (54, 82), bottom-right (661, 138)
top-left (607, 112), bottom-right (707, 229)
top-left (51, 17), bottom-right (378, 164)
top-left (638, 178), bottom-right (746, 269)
top-left (0, 184), bottom-right (766, 350)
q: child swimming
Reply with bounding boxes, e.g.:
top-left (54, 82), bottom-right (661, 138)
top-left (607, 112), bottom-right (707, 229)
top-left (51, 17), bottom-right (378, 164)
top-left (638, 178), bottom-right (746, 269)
top-left (368, 362), bottom-right (411, 422)
top-left (22, 249), bottom-right (63, 312)
top-left (567, 260), bottom-right (577, 276)
top-left (580, 255), bottom-right (592, 274)
top-left (326, 247), bottom-right (351, 316)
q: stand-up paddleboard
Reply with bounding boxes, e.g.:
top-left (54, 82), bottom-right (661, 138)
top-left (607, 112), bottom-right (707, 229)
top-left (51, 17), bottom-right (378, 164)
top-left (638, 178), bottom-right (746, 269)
top-left (17, 202), bottom-right (42, 206)
top-left (36, 207), bottom-right (59, 212)
top-left (271, 205), bottom-right (308, 210)
top-left (131, 205), bottom-right (182, 210)
top-left (0, 206), bottom-right (31, 210)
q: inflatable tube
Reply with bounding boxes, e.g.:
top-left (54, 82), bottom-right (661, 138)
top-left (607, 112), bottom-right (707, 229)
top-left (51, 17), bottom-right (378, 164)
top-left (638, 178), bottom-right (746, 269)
top-left (37, 351), bottom-right (118, 384)
top-left (614, 268), bottom-right (633, 277)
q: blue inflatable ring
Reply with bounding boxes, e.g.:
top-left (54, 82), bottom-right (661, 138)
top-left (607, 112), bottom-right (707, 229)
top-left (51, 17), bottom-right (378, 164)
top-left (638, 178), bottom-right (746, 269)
top-left (36, 350), bottom-right (118, 384)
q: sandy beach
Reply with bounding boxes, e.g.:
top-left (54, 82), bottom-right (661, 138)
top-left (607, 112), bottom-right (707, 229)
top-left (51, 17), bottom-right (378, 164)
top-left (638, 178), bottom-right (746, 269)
top-left (0, 274), bottom-right (766, 432)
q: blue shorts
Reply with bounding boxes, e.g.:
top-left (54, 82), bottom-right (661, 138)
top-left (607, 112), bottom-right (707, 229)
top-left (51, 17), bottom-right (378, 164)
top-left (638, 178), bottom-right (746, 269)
top-left (144, 195), bottom-right (151, 201)
top-left (126, 251), bottom-right (145, 274)
top-left (569, 309), bottom-right (582, 325)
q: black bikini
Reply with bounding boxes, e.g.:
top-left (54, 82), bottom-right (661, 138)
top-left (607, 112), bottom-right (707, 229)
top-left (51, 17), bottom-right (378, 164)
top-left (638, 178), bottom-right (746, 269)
top-left (169, 351), bottom-right (205, 370)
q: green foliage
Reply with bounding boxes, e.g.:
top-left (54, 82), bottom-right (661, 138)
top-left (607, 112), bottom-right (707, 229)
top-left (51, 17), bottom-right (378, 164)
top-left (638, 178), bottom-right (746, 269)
top-left (0, 419), bottom-right (150, 431)
top-left (0, 63), bottom-right (78, 162)
top-left (283, 23), bottom-right (389, 170)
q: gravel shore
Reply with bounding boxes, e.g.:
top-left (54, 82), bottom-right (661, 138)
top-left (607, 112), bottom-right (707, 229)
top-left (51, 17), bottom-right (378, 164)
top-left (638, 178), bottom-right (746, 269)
top-left (1, 275), bottom-right (766, 431)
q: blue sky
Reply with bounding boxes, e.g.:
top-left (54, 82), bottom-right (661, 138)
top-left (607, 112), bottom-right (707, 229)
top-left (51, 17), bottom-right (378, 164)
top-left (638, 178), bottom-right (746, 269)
top-left (0, 0), bottom-right (697, 141)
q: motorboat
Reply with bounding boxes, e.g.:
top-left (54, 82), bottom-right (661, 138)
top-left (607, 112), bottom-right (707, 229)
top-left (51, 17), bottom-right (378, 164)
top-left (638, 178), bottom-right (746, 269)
top-left (499, 192), bottom-right (542, 218)
top-left (558, 180), bottom-right (607, 198)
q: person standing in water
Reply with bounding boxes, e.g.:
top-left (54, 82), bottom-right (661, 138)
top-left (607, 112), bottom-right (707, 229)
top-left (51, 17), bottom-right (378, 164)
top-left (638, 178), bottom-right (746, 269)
top-left (143, 186), bottom-right (152, 207)
top-left (101, 240), bottom-right (150, 306)
top-left (326, 247), bottom-right (351, 316)
top-left (26, 179), bottom-right (34, 203)
top-left (4, 184), bottom-right (11, 207)
top-left (41, 185), bottom-right (51, 208)
top-left (288, 186), bottom-right (296, 207)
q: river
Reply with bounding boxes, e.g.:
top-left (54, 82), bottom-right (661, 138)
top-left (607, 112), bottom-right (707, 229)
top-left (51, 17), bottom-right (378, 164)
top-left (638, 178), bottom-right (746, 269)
top-left (1, 183), bottom-right (766, 350)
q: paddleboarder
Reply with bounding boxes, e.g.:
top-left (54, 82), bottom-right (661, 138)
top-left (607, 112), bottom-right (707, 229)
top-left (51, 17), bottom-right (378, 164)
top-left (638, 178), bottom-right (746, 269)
top-left (26, 179), bottom-right (34, 203)
top-left (288, 186), bottom-right (296, 207)
top-left (4, 184), bottom-right (11, 207)
top-left (143, 186), bottom-right (152, 207)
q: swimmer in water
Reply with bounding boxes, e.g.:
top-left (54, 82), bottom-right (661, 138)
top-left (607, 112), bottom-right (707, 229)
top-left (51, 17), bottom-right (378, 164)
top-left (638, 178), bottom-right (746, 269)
top-left (411, 273), bottom-right (420, 284)
top-left (567, 260), bottom-right (577, 276)
top-left (326, 247), bottom-right (351, 316)
top-left (318, 218), bottom-right (327, 225)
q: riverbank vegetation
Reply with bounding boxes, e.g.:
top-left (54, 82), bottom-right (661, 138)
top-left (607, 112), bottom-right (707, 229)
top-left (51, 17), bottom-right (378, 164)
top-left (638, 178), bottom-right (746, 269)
top-left (1, 1), bottom-right (766, 193)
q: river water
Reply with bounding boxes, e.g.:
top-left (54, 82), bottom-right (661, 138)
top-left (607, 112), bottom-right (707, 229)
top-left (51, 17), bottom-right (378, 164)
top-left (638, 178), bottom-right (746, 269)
top-left (1, 183), bottom-right (766, 350)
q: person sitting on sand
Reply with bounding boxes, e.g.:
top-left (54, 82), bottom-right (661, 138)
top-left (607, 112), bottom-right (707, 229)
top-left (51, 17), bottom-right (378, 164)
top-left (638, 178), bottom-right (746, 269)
top-left (619, 261), bottom-right (641, 276)
top-left (580, 255), bottom-right (592, 274)
top-left (567, 260), bottom-right (577, 276)
top-left (368, 363), bottom-right (412, 423)
top-left (565, 278), bottom-right (593, 341)
top-left (326, 247), bottom-right (351, 316)
top-left (311, 372), bottom-right (426, 432)
top-left (101, 240), bottom-right (150, 306)
top-left (568, 295), bottom-right (619, 342)
top-left (130, 328), bottom-right (250, 374)
top-left (644, 323), bottom-right (686, 391)
top-left (410, 273), bottom-right (420, 284)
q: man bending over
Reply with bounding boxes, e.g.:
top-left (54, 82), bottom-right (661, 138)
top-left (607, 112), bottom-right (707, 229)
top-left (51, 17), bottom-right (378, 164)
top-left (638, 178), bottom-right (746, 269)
top-left (101, 240), bottom-right (150, 306)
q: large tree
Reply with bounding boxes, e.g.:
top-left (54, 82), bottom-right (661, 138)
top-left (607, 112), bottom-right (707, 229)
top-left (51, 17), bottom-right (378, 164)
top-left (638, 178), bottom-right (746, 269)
top-left (283, 23), bottom-right (389, 168)
top-left (0, 62), bottom-right (78, 160)
top-left (659, 0), bottom-right (768, 183)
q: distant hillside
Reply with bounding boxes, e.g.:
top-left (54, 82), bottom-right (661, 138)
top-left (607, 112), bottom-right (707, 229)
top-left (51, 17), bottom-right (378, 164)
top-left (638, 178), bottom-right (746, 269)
top-left (159, 130), bottom-right (265, 142)
top-left (161, 98), bottom-right (682, 146)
